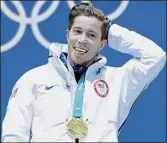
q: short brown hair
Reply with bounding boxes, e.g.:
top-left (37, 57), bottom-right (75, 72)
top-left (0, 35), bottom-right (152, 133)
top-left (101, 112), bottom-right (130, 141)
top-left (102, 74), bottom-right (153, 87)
top-left (68, 2), bottom-right (110, 40)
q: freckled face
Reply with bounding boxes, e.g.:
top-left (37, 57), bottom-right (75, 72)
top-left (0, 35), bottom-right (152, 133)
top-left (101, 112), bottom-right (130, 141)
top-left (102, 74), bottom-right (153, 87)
top-left (67, 16), bottom-right (107, 66)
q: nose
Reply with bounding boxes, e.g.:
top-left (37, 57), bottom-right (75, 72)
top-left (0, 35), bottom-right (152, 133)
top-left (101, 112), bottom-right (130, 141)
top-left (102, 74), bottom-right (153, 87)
top-left (78, 34), bottom-right (87, 43)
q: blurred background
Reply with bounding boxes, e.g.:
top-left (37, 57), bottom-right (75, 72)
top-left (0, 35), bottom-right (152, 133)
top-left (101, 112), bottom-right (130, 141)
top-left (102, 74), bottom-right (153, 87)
top-left (1, 1), bottom-right (166, 142)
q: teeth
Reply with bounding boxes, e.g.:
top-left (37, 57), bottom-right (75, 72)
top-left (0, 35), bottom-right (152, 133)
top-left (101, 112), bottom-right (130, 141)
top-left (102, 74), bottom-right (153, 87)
top-left (75, 47), bottom-right (87, 53)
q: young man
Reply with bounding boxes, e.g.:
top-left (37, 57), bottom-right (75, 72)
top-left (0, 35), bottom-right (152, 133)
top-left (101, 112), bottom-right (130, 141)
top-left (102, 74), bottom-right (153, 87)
top-left (2, 2), bottom-right (166, 142)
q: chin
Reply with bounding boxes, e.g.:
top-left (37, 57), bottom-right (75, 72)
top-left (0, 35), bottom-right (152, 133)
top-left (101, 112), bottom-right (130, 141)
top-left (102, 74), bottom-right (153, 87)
top-left (70, 57), bottom-right (82, 66)
top-left (73, 60), bottom-right (84, 66)
top-left (70, 55), bottom-right (92, 66)
top-left (74, 59), bottom-right (92, 67)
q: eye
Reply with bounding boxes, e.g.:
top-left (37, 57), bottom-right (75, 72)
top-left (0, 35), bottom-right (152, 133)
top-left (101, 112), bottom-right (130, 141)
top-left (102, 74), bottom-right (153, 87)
top-left (88, 33), bottom-right (96, 38)
top-left (74, 29), bottom-right (82, 34)
top-left (90, 34), bottom-right (95, 37)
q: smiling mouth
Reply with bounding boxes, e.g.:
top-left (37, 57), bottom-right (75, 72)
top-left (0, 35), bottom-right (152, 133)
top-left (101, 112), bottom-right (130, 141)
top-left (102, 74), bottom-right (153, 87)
top-left (74, 47), bottom-right (88, 54)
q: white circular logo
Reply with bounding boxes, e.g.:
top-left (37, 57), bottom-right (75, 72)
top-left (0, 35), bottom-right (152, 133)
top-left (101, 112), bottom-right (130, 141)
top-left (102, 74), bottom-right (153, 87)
top-left (1, 1), bottom-right (130, 53)
top-left (94, 80), bottom-right (109, 98)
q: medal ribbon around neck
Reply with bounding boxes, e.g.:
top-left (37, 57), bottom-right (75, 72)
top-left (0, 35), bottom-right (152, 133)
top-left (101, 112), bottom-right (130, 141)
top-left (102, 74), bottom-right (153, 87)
top-left (73, 72), bottom-right (85, 118)
top-left (67, 73), bottom-right (88, 139)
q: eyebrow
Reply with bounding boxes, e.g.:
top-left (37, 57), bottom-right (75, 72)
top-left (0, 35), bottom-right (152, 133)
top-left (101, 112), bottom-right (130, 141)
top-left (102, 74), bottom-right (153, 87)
top-left (73, 27), bottom-right (81, 30)
top-left (73, 27), bottom-right (98, 35)
top-left (88, 30), bottom-right (98, 35)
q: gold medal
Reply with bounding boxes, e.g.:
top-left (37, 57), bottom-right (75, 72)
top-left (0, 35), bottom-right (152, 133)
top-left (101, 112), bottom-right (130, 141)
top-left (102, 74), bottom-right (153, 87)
top-left (67, 118), bottom-right (88, 139)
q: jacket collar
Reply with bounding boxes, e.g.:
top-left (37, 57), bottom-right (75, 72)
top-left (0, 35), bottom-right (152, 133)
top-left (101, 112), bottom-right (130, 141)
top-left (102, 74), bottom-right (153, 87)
top-left (48, 42), bottom-right (107, 76)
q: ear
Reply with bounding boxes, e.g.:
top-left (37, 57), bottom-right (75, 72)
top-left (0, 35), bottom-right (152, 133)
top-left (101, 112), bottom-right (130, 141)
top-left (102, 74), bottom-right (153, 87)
top-left (98, 39), bottom-right (107, 51)
top-left (66, 29), bottom-right (69, 41)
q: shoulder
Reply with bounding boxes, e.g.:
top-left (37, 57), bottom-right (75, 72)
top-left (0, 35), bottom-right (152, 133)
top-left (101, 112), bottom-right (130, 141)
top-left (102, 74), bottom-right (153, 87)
top-left (104, 65), bottom-right (122, 74)
top-left (10, 63), bottom-right (57, 100)
top-left (102, 65), bottom-right (126, 81)
top-left (16, 63), bottom-right (55, 85)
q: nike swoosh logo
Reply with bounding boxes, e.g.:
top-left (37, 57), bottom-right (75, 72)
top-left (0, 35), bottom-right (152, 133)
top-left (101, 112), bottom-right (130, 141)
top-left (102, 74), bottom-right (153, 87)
top-left (45, 85), bottom-right (58, 90)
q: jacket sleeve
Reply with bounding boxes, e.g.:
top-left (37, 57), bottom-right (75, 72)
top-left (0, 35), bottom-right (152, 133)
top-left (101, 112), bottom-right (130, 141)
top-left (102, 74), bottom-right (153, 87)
top-left (108, 24), bottom-right (166, 106)
top-left (1, 74), bottom-right (35, 142)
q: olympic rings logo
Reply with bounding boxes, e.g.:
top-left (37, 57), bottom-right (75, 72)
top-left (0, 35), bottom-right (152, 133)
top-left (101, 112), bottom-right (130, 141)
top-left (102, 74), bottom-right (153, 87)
top-left (1, 1), bottom-right (130, 53)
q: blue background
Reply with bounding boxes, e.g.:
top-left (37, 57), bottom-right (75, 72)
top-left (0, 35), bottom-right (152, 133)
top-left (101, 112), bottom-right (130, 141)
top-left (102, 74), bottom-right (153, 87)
top-left (1, 1), bottom-right (166, 142)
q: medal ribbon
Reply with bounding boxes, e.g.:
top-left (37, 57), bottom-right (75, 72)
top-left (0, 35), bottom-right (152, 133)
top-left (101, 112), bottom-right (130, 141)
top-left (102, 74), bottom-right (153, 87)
top-left (73, 73), bottom-right (85, 118)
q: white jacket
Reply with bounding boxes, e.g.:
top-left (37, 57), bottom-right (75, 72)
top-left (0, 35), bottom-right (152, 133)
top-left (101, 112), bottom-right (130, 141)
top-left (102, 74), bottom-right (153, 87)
top-left (2, 24), bottom-right (166, 142)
